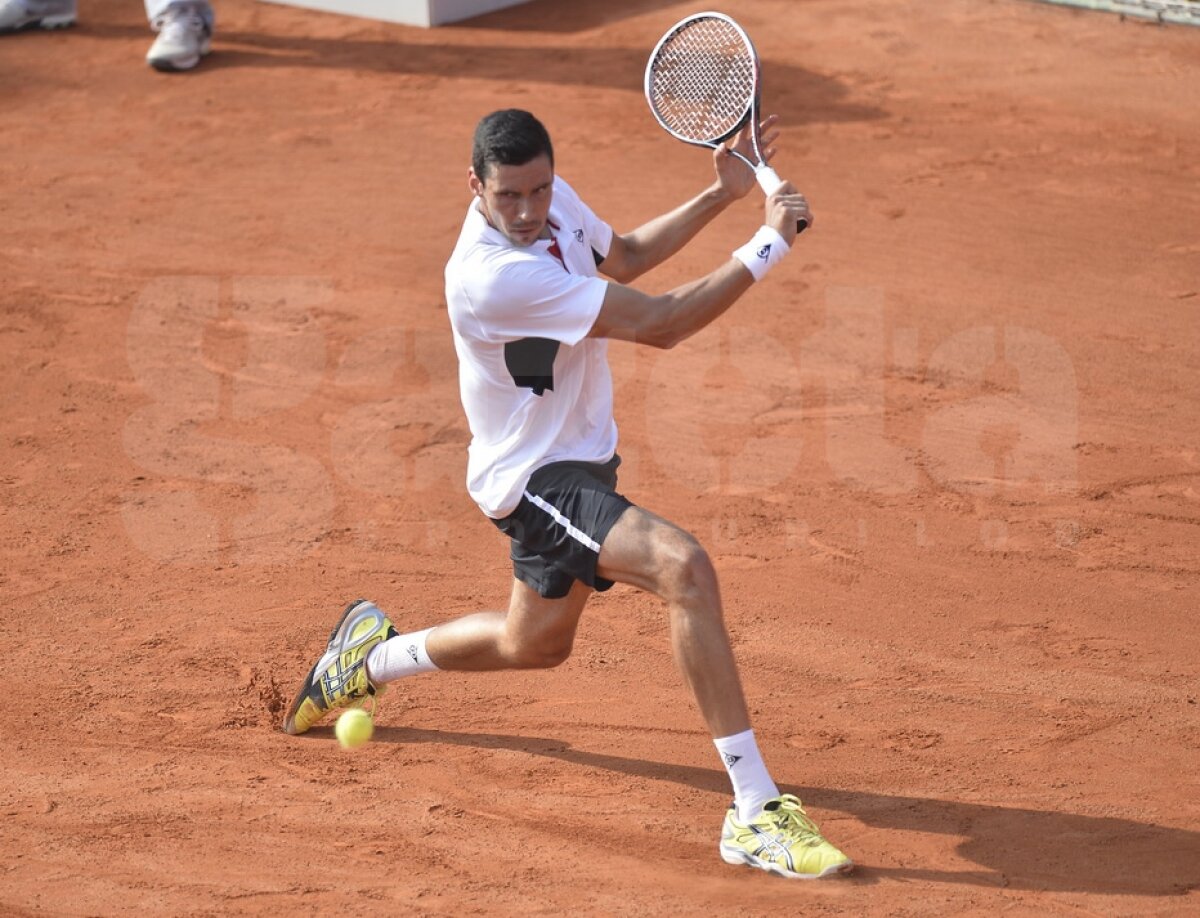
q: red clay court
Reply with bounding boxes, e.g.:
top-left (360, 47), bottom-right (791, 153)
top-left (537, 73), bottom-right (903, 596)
top-left (1, 0), bottom-right (1198, 914)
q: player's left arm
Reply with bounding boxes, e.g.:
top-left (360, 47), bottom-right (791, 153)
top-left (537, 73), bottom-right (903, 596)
top-left (599, 115), bottom-right (781, 284)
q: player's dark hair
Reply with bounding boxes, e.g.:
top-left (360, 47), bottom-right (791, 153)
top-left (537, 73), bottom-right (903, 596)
top-left (472, 109), bottom-right (554, 182)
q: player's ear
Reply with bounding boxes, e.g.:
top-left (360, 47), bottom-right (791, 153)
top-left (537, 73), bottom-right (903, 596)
top-left (468, 168), bottom-right (484, 197)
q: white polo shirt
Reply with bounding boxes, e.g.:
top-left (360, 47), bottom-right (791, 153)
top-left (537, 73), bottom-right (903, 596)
top-left (445, 176), bottom-right (618, 518)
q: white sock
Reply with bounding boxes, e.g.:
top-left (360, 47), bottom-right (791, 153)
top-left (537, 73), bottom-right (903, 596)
top-left (365, 627), bottom-right (439, 685)
top-left (714, 728), bottom-right (780, 822)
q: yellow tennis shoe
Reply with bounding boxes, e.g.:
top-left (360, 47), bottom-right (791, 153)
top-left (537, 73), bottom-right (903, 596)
top-left (282, 599), bottom-right (396, 735)
top-left (720, 794), bottom-right (853, 879)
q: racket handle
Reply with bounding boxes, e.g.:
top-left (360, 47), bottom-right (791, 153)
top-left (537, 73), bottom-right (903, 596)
top-left (755, 164), bottom-right (785, 195)
top-left (755, 165), bottom-right (808, 234)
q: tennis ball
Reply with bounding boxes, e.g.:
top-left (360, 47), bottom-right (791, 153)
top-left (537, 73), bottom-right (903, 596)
top-left (335, 708), bottom-right (374, 749)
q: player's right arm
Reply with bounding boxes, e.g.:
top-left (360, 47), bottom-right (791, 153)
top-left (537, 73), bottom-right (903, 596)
top-left (587, 184), bottom-right (810, 349)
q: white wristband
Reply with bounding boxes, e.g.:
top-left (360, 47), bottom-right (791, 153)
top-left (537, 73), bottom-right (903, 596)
top-left (732, 225), bottom-right (790, 282)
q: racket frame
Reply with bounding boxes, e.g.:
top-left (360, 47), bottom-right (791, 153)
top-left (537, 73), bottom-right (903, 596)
top-left (644, 10), bottom-right (785, 196)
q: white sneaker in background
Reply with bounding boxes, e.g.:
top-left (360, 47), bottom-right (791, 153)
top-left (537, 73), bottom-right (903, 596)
top-left (146, 3), bottom-right (212, 72)
top-left (0, 0), bottom-right (76, 33)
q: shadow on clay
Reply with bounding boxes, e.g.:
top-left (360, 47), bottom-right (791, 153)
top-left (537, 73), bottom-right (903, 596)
top-left (360, 725), bottom-right (1199, 897)
top-left (79, 22), bottom-right (883, 128)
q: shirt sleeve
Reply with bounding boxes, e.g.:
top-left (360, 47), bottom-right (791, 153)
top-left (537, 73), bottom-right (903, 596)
top-left (468, 255), bottom-right (608, 347)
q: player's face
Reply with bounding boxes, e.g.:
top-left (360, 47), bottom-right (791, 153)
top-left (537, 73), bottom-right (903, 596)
top-left (470, 155), bottom-right (554, 247)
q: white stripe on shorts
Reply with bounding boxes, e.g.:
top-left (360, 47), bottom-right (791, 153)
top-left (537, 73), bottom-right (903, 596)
top-left (523, 490), bottom-right (601, 553)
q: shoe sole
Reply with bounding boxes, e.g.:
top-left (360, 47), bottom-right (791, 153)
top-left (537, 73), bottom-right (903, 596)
top-left (0, 14), bottom-right (75, 33)
top-left (148, 36), bottom-right (211, 72)
top-left (281, 599), bottom-right (372, 735)
top-left (720, 844), bottom-right (854, 880)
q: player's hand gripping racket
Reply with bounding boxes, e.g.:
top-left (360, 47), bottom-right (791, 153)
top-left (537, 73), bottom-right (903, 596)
top-left (645, 11), bottom-right (806, 233)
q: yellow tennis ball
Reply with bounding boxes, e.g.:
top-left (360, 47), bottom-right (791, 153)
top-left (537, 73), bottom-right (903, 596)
top-left (335, 708), bottom-right (374, 749)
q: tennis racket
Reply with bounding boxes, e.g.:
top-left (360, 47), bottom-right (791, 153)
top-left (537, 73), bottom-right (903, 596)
top-left (645, 11), bottom-right (806, 232)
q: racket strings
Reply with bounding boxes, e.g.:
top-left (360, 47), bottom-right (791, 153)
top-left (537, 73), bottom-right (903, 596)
top-left (648, 18), bottom-right (754, 143)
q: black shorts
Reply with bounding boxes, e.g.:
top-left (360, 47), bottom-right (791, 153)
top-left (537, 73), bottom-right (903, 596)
top-left (492, 454), bottom-right (634, 599)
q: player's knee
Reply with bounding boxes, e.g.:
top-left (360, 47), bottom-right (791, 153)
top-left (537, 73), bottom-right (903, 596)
top-left (657, 531), bottom-right (717, 604)
top-left (506, 635), bottom-right (574, 669)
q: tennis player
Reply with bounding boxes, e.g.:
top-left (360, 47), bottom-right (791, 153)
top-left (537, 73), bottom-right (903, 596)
top-left (285, 109), bottom-right (852, 880)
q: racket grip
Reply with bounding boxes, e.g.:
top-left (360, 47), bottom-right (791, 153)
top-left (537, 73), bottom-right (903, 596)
top-left (755, 165), bottom-right (808, 234)
top-left (755, 164), bottom-right (785, 195)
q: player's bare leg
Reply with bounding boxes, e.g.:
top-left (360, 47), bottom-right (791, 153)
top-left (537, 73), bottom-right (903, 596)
top-left (422, 579), bottom-right (592, 671)
top-left (286, 581), bottom-right (591, 734)
top-left (594, 505), bottom-right (853, 878)
top-left (595, 506), bottom-right (749, 738)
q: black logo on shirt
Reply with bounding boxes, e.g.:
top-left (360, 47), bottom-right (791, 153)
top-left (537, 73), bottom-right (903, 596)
top-left (504, 337), bottom-right (560, 396)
